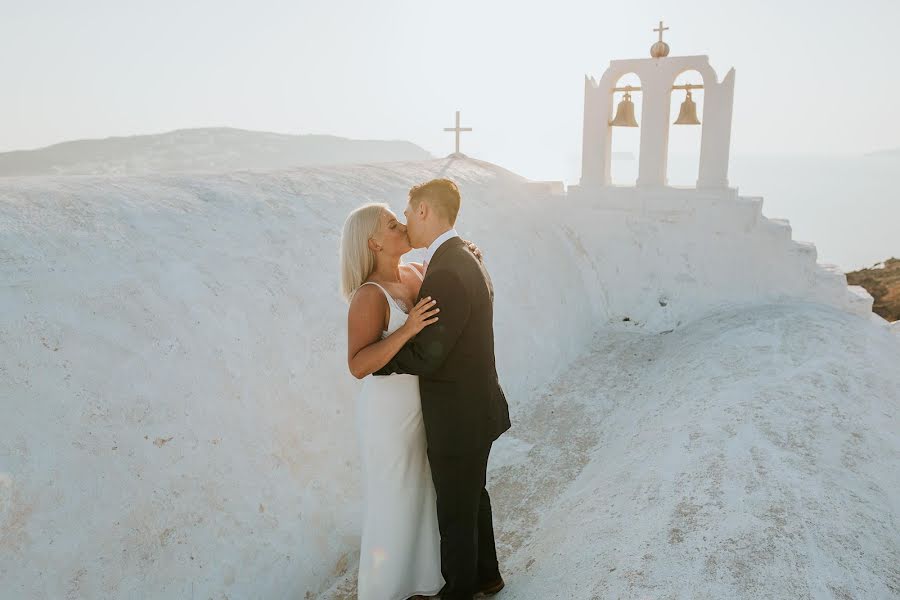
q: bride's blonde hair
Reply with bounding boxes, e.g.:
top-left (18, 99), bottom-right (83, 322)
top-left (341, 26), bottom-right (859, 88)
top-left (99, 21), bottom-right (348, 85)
top-left (340, 202), bottom-right (389, 302)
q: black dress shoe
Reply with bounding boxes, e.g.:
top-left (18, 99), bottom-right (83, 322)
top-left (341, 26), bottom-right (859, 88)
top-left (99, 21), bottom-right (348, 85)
top-left (476, 577), bottom-right (505, 596)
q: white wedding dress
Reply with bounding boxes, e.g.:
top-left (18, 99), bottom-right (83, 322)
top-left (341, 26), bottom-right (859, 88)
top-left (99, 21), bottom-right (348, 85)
top-left (355, 277), bottom-right (444, 600)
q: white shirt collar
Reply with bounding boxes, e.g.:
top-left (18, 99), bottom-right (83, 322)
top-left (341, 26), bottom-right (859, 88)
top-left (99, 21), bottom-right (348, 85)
top-left (423, 228), bottom-right (459, 267)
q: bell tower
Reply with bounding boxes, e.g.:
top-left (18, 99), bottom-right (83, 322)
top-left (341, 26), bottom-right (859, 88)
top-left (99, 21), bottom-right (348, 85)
top-left (578, 22), bottom-right (736, 191)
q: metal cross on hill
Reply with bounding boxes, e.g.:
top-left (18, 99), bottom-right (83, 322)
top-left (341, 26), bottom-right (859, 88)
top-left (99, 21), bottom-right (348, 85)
top-left (443, 110), bottom-right (472, 155)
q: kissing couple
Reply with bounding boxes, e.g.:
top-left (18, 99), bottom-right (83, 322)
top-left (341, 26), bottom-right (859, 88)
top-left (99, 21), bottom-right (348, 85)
top-left (340, 178), bottom-right (511, 599)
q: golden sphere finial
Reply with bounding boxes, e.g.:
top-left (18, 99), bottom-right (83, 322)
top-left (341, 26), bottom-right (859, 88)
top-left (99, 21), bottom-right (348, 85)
top-left (651, 41), bottom-right (670, 58)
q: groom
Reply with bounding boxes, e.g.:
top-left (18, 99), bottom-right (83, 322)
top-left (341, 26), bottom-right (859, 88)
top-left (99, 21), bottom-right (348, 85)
top-left (375, 178), bottom-right (511, 599)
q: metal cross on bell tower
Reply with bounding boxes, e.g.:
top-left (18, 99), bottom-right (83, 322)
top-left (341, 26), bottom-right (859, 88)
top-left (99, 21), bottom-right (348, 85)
top-left (654, 20), bottom-right (669, 42)
top-left (443, 110), bottom-right (472, 155)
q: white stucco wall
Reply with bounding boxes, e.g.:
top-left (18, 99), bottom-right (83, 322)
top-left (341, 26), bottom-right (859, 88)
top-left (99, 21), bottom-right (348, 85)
top-left (0, 157), bottom-right (891, 598)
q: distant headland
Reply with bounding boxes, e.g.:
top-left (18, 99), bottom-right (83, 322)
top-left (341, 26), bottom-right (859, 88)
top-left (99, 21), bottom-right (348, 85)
top-left (0, 127), bottom-right (433, 177)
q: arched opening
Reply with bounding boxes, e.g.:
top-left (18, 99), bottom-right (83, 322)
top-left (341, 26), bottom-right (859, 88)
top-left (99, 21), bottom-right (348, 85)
top-left (666, 69), bottom-right (705, 187)
top-left (609, 72), bottom-right (642, 186)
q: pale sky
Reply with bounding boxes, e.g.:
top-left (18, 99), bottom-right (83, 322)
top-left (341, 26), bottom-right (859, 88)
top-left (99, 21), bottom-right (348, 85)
top-left (2, 0), bottom-right (898, 181)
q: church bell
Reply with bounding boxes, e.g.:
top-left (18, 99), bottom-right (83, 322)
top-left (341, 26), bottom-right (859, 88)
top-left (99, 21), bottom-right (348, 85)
top-left (674, 90), bottom-right (701, 125)
top-left (610, 92), bottom-right (639, 127)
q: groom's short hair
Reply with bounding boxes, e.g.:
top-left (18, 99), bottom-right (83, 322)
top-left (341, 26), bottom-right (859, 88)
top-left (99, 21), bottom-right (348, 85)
top-left (409, 179), bottom-right (460, 225)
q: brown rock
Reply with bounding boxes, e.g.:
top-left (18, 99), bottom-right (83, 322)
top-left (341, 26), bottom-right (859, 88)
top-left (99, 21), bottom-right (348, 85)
top-left (846, 257), bottom-right (900, 321)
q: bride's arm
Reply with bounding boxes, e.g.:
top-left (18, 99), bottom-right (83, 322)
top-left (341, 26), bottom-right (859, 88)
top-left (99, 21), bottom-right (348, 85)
top-left (347, 286), bottom-right (439, 379)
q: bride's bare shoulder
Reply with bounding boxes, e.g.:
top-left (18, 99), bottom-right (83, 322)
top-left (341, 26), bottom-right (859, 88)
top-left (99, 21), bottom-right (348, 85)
top-left (349, 283), bottom-right (386, 312)
top-left (348, 284), bottom-right (388, 347)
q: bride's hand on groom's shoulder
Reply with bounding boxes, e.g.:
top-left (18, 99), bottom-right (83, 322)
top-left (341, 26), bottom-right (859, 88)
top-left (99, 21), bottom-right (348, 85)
top-left (464, 239), bottom-right (483, 261)
top-left (401, 297), bottom-right (440, 337)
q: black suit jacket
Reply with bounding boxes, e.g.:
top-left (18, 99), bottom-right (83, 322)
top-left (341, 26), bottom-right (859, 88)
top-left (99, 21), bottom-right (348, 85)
top-left (375, 237), bottom-right (511, 456)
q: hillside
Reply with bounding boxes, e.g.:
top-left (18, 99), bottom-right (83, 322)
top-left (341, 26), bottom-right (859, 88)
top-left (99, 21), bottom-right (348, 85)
top-left (0, 127), bottom-right (432, 176)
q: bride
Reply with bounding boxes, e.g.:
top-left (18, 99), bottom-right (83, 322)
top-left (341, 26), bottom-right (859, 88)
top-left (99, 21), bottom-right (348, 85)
top-left (340, 202), bottom-right (444, 600)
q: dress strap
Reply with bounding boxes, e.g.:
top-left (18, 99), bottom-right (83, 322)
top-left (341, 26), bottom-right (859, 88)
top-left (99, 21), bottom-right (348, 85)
top-left (409, 263), bottom-right (425, 281)
top-left (359, 281), bottom-right (403, 312)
